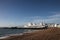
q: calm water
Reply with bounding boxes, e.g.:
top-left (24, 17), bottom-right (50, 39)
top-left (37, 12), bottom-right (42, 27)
top-left (0, 29), bottom-right (33, 37)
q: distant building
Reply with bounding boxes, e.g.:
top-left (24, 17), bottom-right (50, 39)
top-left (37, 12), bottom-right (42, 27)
top-left (28, 23), bottom-right (33, 26)
top-left (24, 22), bottom-right (45, 28)
top-left (24, 22), bottom-right (60, 28)
top-left (47, 23), bottom-right (60, 27)
top-left (57, 25), bottom-right (60, 27)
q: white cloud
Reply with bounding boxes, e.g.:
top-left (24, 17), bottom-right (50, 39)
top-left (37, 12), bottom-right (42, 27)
top-left (47, 14), bottom-right (60, 23)
top-left (26, 14), bottom-right (60, 23)
top-left (49, 14), bottom-right (60, 18)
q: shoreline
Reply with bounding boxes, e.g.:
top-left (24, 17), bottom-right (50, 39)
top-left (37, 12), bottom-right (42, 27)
top-left (0, 27), bottom-right (60, 40)
top-left (0, 29), bottom-right (41, 39)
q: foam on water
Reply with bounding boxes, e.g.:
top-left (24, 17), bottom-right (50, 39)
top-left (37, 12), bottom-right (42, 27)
top-left (0, 33), bottom-right (24, 39)
top-left (0, 29), bottom-right (38, 39)
top-left (0, 36), bottom-right (9, 39)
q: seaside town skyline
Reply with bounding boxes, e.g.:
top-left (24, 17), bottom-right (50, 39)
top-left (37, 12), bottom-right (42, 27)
top-left (0, 0), bottom-right (60, 27)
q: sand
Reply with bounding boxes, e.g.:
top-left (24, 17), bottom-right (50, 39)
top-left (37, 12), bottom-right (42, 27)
top-left (0, 27), bottom-right (60, 40)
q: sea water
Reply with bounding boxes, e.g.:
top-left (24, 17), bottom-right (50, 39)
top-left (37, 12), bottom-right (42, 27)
top-left (0, 28), bottom-right (33, 37)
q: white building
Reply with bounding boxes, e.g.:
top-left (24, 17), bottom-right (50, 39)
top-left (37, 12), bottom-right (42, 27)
top-left (24, 22), bottom-right (60, 28)
top-left (28, 23), bottom-right (33, 26)
top-left (57, 25), bottom-right (60, 28)
top-left (24, 22), bottom-right (45, 28)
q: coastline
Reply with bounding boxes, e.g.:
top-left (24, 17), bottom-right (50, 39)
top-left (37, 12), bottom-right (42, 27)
top-left (0, 27), bottom-right (60, 40)
top-left (0, 29), bottom-right (40, 39)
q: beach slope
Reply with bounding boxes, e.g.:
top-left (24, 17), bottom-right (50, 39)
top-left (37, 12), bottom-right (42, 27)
top-left (1, 27), bottom-right (60, 40)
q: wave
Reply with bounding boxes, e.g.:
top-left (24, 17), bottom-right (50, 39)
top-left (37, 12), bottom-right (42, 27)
top-left (0, 30), bottom-right (38, 39)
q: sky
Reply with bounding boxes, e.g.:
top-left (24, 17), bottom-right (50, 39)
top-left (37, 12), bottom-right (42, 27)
top-left (0, 0), bottom-right (60, 27)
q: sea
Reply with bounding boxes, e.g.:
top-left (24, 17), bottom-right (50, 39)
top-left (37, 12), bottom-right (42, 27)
top-left (0, 28), bottom-right (36, 37)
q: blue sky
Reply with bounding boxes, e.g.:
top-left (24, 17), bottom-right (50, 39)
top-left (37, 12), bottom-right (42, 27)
top-left (0, 0), bottom-right (60, 27)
